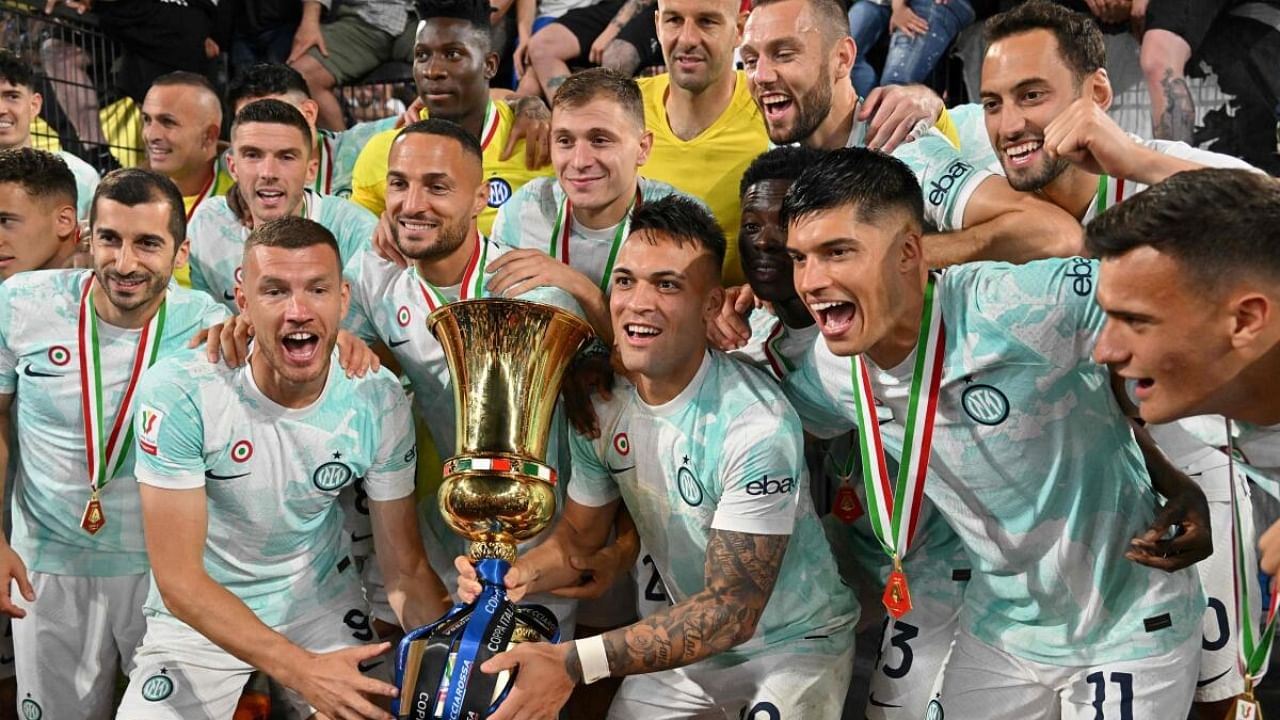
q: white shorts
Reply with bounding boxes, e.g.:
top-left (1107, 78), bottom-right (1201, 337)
top-left (115, 588), bottom-right (384, 720)
top-left (865, 589), bottom-right (962, 719)
top-left (939, 628), bottom-right (1199, 720)
top-left (12, 571), bottom-right (149, 720)
top-left (606, 639), bottom-right (854, 720)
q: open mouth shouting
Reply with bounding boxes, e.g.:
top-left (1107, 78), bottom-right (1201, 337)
top-left (255, 187), bottom-right (287, 210)
top-left (758, 92), bottom-right (794, 124)
top-left (809, 299), bottom-right (856, 336)
top-left (622, 322), bottom-right (662, 346)
top-left (281, 330), bottom-right (321, 364)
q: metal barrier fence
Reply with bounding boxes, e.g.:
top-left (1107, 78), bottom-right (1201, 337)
top-left (0, 0), bottom-right (143, 171)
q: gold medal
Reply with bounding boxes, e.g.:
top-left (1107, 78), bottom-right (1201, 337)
top-left (80, 489), bottom-right (105, 535)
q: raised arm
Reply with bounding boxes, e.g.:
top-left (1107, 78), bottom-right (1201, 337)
top-left (923, 174), bottom-right (1084, 267)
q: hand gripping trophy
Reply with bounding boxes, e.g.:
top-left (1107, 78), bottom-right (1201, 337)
top-left (393, 297), bottom-right (592, 720)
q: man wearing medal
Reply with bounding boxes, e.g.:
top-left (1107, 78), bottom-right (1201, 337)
top-left (0, 169), bottom-right (227, 720)
top-left (729, 146), bottom-right (970, 720)
top-left (780, 148), bottom-right (1211, 719)
top-left (455, 195), bottom-right (857, 720)
top-left (488, 68), bottom-right (687, 336)
top-left (139, 72), bottom-right (236, 289)
top-left (188, 99), bottom-right (378, 313)
top-left (341, 118), bottom-right (595, 637)
top-left (1086, 168), bottom-right (1280, 720)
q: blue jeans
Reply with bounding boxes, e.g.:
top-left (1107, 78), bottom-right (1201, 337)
top-left (848, 0), bottom-right (976, 98)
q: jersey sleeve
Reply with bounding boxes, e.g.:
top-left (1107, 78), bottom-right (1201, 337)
top-left (891, 129), bottom-right (993, 232)
top-left (341, 249), bottom-right (383, 344)
top-left (363, 376), bottom-right (417, 502)
top-left (489, 188), bottom-right (521, 249)
top-left (134, 365), bottom-right (207, 490)
top-left (711, 405), bottom-right (804, 535)
top-left (0, 283), bottom-right (18, 395)
top-left (780, 346), bottom-right (856, 439)
top-left (566, 424), bottom-right (619, 507)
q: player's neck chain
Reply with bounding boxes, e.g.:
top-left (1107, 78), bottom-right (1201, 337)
top-left (547, 186), bottom-right (643, 292)
top-left (77, 276), bottom-right (169, 535)
top-left (417, 233), bottom-right (490, 312)
top-left (850, 275), bottom-right (945, 619)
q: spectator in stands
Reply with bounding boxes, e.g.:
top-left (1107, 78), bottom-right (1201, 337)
top-left (287, 0), bottom-right (419, 131)
top-left (596, 0), bottom-right (664, 76)
top-left (1134, 0), bottom-right (1232, 143)
top-left (0, 50), bottom-right (99, 221)
top-left (226, 0), bottom-right (301, 66)
top-left (140, 71), bottom-right (234, 287)
top-left (513, 0), bottom-right (629, 98)
top-left (0, 148), bottom-right (80, 281)
top-left (846, 0), bottom-right (977, 98)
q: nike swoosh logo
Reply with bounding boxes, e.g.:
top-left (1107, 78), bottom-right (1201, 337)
top-left (358, 659), bottom-right (384, 673)
top-left (388, 338), bottom-right (411, 348)
top-left (351, 532), bottom-right (374, 542)
top-left (607, 464), bottom-right (635, 473)
top-left (22, 365), bottom-right (59, 378)
top-left (205, 470), bottom-right (251, 481)
top-left (867, 693), bottom-right (902, 709)
top-left (1197, 668), bottom-right (1231, 687)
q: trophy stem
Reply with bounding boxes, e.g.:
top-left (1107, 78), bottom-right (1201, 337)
top-left (469, 541), bottom-right (517, 565)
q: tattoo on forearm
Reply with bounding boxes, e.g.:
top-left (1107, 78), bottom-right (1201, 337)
top-left (601, 530), bottom-right (788, 676)
top-left (564, 644), bottom-right (583, 683)
top-left (612, 0), bottom-right (656, 28)
top-left (547, 75), bottom-right (568, 95)
top-left (1154, 69), bottom-right (1195, 143)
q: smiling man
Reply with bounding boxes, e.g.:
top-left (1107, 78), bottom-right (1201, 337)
top-left (489, 68), bottom-right (684, 336)
top-left (0, 148), bottom-right (81, 282)
top-left (117, 216), bottom-right (447, 720)
top-left (456, 195), bottom-right (857, 720)
top-left (779, 148), bottom-right (1210, 720)
top-left (0, 169), bottom-right (226, 720)
top-left (188, 100), bottom-right (377, 312)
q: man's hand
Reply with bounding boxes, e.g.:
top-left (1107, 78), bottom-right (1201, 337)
top-left (480, 642), bottom-right (575, 720)
top-left (455, 556), bottom-right (534, 603)
top-left (513, 40), bottom-right (533, 78)
top-left (1084, 0), bottom-right (1132, 24)
top-left (193, 315), bottom-right (255, 368)
top-left (335, 330), bottom-right (382, 378)
top-left (562, 350), bottom-right (614, 438)
top-left (288, 12), bottom-right (329, 63)
top-left (43, 0), bottom-right (92, 15)
top-left (485, 248), bottom-right (593, 300)
top-left (373, 211), bottom-right (409, 268)
top-left (589, 24), bottom-right (621, 65)
top-left (283, 643), bottom-right (397, 720)
top-left (1041, 84), bottom-right (1141, 180)
top-left (0, 544), bottom-right (34, 618)
top-left (503, 95), bottom-right (552, 169)
top-left (707, 284), bottom-right (756, 351)
top-left (552, 536), bottom-right (638, 600)
top-left (1260, 520), bottom-right (1280, 578)
top-left (858, 84), bottom-right (945, 152)
top-left (889, 1), bottom-right (929, 39)
top-left (1127, 491), bottom-right (1212, 572)
top-left (397, 97), bottom-right (425, 129)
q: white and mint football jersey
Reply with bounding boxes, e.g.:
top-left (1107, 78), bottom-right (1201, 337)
top-left (569, 350), bottom-right (858, 665)
top-left (736, 309), bottom-right (969, 611)
top-left (490, 177), bottom-right (685, 289)
top-left (56, 150), bottom-right (100, 222)
top-left (132, 350), bottom-right (416, 627)
top-left (783, 258), bottom-right (1203, 666)
top-left (188, 189), bottom-right (376, 310)
top-left (331, 119), bottom-right (397, 198)
top-left (0, 270), bottom-right (226, 577)
top-left (341, 239), bottom-right (584, 571)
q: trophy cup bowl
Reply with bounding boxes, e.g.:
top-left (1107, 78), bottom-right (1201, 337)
top-left (394, 298), bottom-right (593, 720)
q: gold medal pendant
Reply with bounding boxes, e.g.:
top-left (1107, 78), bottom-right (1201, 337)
top-left (834, 482), bottom-right (862, 524)
top-left (80, 490), bottom-right (106, 535)
top-left (882, 556), bottom-right (913, 619)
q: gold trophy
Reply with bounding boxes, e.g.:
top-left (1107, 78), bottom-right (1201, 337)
top-left (394, 298), bottom-right (592, 720)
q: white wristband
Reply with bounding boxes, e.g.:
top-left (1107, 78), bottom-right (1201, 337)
top-left (575, 635), bottom-right (611, 685)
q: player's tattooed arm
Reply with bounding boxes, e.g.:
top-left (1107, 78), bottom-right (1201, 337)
top-left (600, 529), bottom-right (789, 675)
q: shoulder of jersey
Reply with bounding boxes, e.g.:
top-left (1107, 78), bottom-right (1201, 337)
top-left (712, 350), bottom-right (796, 419)
top-left (189, 194), bottom-right (235, 225)
top-left (146, 349), bottom-right (225, 389)
top-left (1, 268), bottom-right (85, 310)
top-left (341, 364), bottom-right (408, 410)
top-left (56, 150), bottom-right (101, 181)
top-left (319, 192), bottom-right (377, 221)
top-left (637, 177), bottom-right (684, 201)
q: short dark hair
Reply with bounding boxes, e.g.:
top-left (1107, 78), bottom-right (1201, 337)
top-left (628, 195), bottom-right (726, 271)
top-left (0, 148), bottom-right (77, 207)
top-left (90, 169), bottom-right (187, 248)
top-left (984, 0), bottom-right (1105, 81)
top-left (552, 68), bottom-right (645, 128)
top-left (228, 64), bottom-right (312, 110)
top-left (751, 0), bottom-right (850, 44)
top-left (781, 147), bottom-right (924, 230)
top-left (232, 99), bottom-right (315, 151)
top-left (416, 0), bottom-right (492, 48)
top-left (244, 215), bottom-right (343, 268)
top-left (1085, 169), bottom-right (1280, 287)
top-left (151, 70), bottom-right (219, 97)
top-left (739, 146), bottom-right (825, 198)
top-left (0, 50), bottom-right (34, 91)
top-left (395, 118), bottom-right (484, 166)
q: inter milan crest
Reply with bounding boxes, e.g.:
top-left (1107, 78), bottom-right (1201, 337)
top-left (961, 384), bottom-right (1010, 426)
top-left (487, 177), bottom-right (512, 207)
top-left (313, 453), bottom-right (354, 491)
top-left (925, 699), bottom-right (944, 720)
top-left (676, 456), bottom-right (703, 507)
top-left (20, 697), bottom-right (40, 720)
top-left (141, 671), bottom-right (174, 702)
